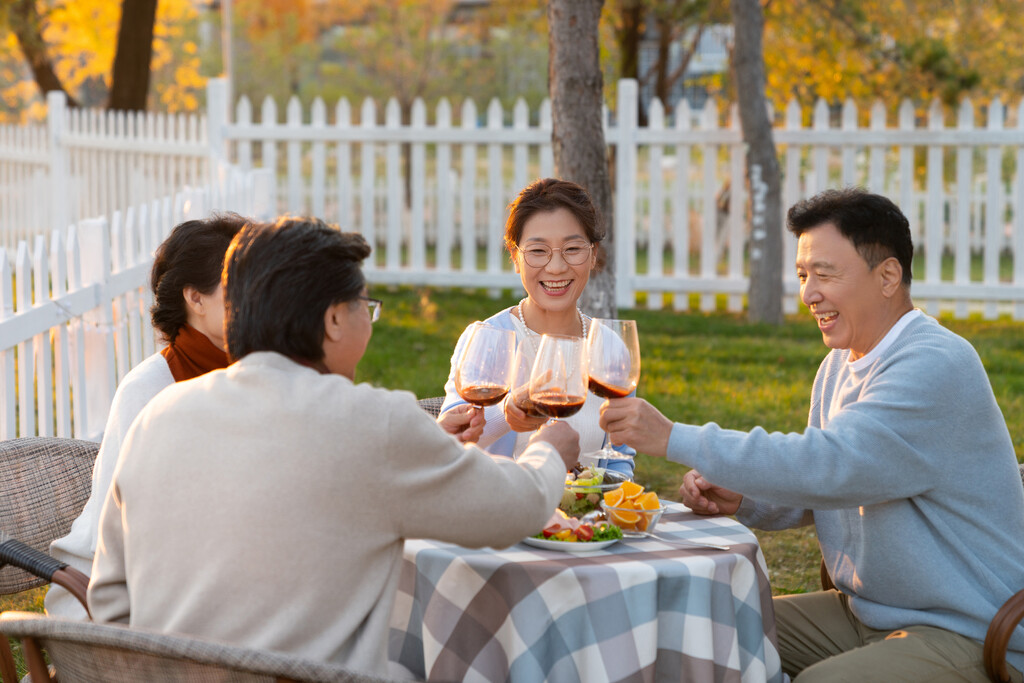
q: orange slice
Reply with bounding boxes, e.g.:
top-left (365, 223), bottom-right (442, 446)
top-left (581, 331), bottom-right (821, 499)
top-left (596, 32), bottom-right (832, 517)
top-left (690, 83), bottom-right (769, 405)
top-left (609, 507), bottom-right (640, 527)
top-left (637, 492), bottom-right (660, 510)
top-left (620, 481), bottom-right (644, 500)
top-left (603, 488), bottom-right (625, 507)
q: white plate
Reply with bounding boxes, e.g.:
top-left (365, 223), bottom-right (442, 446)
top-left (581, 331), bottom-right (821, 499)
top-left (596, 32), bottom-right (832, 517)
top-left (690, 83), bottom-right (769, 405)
top-left (521, 536), bottom-right (619, 553)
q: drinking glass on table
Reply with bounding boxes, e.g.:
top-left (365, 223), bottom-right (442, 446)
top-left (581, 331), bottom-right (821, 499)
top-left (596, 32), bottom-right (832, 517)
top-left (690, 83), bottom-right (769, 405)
top-left (454, 323), bottom-right (515, 419)
top-left (582, 318), bottom-right (640, 463)
top-left (528, 334), bottom-right (587, 421)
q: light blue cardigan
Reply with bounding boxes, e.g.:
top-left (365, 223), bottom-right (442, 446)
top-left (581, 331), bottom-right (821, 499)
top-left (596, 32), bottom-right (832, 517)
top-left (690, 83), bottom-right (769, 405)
top-left (668, 313), bottom-right (1024, 672)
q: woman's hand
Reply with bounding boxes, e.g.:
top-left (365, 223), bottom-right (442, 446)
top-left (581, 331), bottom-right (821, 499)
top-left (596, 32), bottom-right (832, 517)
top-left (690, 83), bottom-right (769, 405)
top-left (503, 387), bottom-right (547, 432)
top-left (436, 404), bottom-right (485, 443)
top-left (679, 469), bottom-right (743, 516)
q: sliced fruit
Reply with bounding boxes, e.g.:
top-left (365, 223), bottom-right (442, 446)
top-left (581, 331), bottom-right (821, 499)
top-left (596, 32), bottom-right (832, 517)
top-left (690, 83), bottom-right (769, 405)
top-left (603, 488), bottom-right (625, 507)
top-left (609, 507), bottom-right (640, 527)
top-left (620, 481), bottom-right (644, 500)
top-left (637, 492), bottom-right (660, 510)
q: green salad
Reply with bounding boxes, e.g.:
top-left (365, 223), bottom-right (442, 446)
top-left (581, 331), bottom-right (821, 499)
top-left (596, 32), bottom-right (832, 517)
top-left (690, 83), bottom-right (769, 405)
top-left (560, 466), bottom-right (606, 517)
top-left (533, 521), bottom-right (623, 543)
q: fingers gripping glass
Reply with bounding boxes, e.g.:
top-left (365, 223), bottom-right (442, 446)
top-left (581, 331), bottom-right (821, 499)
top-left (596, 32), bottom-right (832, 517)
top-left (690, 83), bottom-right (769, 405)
top-left (516, 241), bottom-right (593, 268)
top-left (358, 296), bottom-right (382, 323)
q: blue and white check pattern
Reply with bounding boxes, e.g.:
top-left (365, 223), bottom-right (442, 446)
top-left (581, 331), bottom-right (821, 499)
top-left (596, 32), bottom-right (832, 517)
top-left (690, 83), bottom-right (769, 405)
top-left (388, 503), bottom-right (783, 682)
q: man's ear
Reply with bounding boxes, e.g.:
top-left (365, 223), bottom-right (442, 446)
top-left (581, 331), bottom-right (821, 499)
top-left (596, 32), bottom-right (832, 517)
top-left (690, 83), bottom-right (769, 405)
top-left (323, 301), bottom-right (346, 342)
top-left (878, 257), bottom-right (903, 298)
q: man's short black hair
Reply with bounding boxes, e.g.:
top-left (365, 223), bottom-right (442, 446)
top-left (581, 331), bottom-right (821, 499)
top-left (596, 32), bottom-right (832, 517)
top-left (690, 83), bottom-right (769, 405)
top-left (787, 187), bottom-right (914, 285)
top-left (223, 217), bottom-right (372, 363)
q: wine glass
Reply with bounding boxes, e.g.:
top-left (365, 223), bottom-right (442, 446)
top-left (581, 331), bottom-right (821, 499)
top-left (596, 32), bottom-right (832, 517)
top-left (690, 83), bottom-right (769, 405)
top-left (509, 343), bottom-right (544, 419)
top-left (454, 323), bottom-right (515, 414)
top-left (583, 318), bottom-right (640, 463)
top-left (528, 334), bottom-right (588, 421)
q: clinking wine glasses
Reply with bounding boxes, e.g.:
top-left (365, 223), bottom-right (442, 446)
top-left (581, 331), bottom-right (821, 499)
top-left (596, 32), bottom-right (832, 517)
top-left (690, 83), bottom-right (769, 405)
top-left (583, 318), bottom-right (640, 462)
top-left (528, 334), bottom-right (588, 420)
top-left (454, 323), bottom-right (515, 411)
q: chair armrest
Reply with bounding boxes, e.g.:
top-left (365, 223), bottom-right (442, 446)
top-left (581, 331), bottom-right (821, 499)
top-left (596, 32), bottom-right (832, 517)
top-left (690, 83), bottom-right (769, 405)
top-left (820, 557), bottom-right (836, 591)
top-left (0, 534), bottom-right (90, 615)
top-left (984, 588), bottom-right (1024, 682)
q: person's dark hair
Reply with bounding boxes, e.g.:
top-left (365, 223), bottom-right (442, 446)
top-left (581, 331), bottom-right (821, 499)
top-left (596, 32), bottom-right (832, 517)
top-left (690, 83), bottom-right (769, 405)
top-left (223, 217), bottom-right (372, 363)
top-left (503, 178), bottom-right (605, 269)
top-left (150, 213), bottom-right (248, 343)
top-left (787, 187), bottom-right (914, 285)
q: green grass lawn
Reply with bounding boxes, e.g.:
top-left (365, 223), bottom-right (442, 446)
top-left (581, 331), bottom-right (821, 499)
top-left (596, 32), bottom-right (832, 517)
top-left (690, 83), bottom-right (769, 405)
top-left (6, 286), bottom-right (1024, 664)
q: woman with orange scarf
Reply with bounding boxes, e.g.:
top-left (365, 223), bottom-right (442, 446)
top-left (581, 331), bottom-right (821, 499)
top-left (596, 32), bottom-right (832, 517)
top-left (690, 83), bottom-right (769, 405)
top-left (46, 213), bottom-right (247, 619)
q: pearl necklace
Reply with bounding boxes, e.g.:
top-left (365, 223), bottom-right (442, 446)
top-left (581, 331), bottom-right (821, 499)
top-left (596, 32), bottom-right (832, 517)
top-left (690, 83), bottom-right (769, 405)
top-left (516, 298), bottom-right (587, 346)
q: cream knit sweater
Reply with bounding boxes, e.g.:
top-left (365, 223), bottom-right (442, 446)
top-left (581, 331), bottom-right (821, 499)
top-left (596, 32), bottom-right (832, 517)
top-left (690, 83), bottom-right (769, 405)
top-left (89, 352), bottom-right (565, 676)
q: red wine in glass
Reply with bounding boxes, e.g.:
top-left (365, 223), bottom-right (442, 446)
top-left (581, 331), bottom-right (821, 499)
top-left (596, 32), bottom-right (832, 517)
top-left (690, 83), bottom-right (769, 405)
top-left (587, 377), bottom-right (633, 399)
top-left (528, 334), bottom-right (588, 424)
top-left (583, 319), bottom-right (641, 462)
top-left (511, 386), bottom-right (545, 418)
top-left (532, 391), bottom-right (586, 419)
top-left (457, 382), bottom-right (509, 407)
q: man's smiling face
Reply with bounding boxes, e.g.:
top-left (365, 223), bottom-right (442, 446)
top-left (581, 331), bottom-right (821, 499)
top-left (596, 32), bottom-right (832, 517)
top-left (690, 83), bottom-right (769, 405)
top-left (795, 222), bottom-right (894, 360)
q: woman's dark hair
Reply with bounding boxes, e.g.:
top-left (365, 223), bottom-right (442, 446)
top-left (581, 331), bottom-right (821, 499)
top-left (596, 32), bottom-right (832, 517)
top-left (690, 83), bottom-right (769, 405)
top-left (223, 217), bottom-right (372, 363)
top-left (503, 178), bottom-right (605, 268)
top-left (150, 213), bottom-right (248, 343)
top-left (787, 187), bottom-right (914, 285)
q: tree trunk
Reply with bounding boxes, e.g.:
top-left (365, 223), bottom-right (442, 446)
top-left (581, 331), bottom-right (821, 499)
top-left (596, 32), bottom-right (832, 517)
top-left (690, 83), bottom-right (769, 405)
top-left (615, 0), bottom-right (645, 126)
top-left (548, 0), bottom-right (616, 320)
top-left (9, 0), bottom-right (79, 107)
top-left (731, 0), bottom-right (784, 325)
top-left (108, 0), bottom-right (159, 111)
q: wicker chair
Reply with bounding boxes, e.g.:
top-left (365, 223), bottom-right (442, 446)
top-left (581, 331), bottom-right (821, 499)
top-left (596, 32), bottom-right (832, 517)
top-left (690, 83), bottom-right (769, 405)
top-left (416, 396), bottom-right (444, 418)
top-left (0, 437), bottom-right (98, 598)
top-left (819, 463), bottom-right (1024, 682)
top-left (1, 436), bottom-right (100, 682)
top-left (0, 612), bottom-right (395, 683)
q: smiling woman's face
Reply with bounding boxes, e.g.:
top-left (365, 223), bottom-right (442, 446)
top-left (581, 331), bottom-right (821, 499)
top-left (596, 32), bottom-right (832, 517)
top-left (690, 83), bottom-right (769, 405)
top-left (513, 208), bottom-right (596, 316)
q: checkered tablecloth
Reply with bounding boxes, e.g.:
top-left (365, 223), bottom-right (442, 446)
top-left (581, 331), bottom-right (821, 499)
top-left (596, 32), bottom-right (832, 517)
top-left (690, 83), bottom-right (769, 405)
top-left (388, 503), bottom-right (783, 683)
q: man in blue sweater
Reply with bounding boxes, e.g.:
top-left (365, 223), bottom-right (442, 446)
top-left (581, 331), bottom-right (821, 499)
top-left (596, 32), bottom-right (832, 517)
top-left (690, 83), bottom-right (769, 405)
top-left (600, 188), bottom-right (1024, 681)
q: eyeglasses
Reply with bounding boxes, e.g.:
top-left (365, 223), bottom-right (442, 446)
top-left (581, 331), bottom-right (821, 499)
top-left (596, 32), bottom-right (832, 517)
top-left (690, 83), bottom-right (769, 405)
top-left (515, 241), bottom-right (593, 268)
top-left (358, 296), bottom-right (383, 323)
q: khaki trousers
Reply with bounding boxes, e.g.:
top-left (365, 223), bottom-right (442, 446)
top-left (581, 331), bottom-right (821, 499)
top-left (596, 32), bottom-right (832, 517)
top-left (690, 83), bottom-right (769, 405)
top-left (775, 590), bottom-right (1023, 683)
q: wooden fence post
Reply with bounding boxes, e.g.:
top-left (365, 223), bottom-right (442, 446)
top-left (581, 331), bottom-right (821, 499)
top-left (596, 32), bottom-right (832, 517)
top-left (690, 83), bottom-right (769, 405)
top-left (47, 90), bottom-right (69, 235)
top-left (614, 79), bottom-right (638, 310)
top-left (76, 217), bottom-right (116, 441)
top-left (0, 251), bottom-right (14, 439)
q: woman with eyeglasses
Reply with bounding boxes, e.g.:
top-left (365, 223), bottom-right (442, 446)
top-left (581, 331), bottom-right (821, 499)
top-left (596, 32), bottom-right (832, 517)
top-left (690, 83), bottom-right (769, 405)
top-left (438, 178), bottom-right (635, 475)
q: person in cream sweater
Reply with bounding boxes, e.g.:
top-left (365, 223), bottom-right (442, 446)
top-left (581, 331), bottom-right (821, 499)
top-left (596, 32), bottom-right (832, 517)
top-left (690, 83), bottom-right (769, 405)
top-left (88, 217), bottom-right (579, 677)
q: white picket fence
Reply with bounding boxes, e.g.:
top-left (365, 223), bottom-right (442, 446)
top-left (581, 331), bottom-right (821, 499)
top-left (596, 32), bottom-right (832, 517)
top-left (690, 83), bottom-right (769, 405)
top-left (0, 170), bottom-right (271, 441)
top-left (211, 79), bottom-right (1024, 318)
top-left (0, 90), bottom-right (212, 252)
top-left (3, 77), bottom-right (1024, 438)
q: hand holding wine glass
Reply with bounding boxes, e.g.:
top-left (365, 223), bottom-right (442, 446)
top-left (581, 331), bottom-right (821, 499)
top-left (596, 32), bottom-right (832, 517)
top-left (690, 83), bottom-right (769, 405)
top-left (528, 334), bottom-right (588, 421)
top-left (454, 323), bottom-right (515, 428)
top-left (583, 318), bottom-right (640, 462)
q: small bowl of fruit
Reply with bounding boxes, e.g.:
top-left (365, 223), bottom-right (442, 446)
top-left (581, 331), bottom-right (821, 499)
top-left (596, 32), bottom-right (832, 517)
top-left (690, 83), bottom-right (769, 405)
top-left (560, 466), bottom-right (632, 518)
top-left (600, 481), bottom-right (666, 536)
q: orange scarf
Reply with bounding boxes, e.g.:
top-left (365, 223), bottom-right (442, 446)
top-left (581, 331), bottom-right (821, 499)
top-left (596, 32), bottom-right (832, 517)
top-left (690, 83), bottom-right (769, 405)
top-left (161, 325), bottom-right (229, 382)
